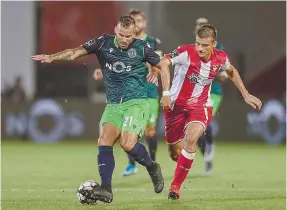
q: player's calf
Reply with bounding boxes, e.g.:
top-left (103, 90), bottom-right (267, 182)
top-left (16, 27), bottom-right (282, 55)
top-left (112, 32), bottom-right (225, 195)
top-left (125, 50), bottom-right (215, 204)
top-left (96, 123), bottom-right (121, 203)
top-left (169, 123), bottom-right (204, 199)
top-left (120, 131), bottom-right (164, 193)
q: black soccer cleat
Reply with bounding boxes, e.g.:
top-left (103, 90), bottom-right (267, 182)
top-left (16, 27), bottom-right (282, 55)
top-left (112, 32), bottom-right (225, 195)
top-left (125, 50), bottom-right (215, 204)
top-left (168, 191), bottom-right (180, 200)
top-left (91, 186), bottom-right (113, 203)
top-left (168, 185), bottom-right (180, 200)
top-left (147, 162), bottom-right (164, 193)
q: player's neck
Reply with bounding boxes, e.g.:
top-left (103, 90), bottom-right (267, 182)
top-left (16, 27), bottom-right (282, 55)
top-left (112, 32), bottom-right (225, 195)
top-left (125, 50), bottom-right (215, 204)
top-left (201, 53), bottom-right (212, 63)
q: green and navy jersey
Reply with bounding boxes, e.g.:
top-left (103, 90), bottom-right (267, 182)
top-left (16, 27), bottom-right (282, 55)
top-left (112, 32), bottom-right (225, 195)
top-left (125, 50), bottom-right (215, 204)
top-left (82, 34), bottom-right (160, 104)
top-left (142, 34), bottom-right (161, 99)
top-left (211, 43), bottom-right (225, 96)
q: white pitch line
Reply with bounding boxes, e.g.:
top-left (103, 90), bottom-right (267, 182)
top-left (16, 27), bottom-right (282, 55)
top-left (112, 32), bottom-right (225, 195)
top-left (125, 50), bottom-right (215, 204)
top-left (1, 188), bottom-right (284, 192)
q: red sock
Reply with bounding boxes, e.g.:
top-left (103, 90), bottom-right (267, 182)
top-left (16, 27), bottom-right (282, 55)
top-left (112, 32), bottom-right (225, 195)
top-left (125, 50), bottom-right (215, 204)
top-left (171, 149), bottom-right (195, 188)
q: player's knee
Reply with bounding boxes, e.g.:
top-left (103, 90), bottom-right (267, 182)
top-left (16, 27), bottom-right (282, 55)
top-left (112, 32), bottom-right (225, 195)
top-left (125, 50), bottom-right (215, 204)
top-left (98, 133), bottom-right (113, 146)
top-left (185, 133), bottom-right (198, 145)
top-left (119, 133), bottom-right (137, 151)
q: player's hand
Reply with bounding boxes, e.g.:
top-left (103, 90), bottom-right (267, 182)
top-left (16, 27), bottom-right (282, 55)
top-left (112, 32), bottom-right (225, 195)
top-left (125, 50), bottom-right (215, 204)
top-left (160, 96), bottom-right (171, 108)
top-left (93, 69), bottom-right (103, 80)
top-left (31, 54), bottom-right (52, 63)
top-left (244, 93), bottom-right (262, 110)
top-left (146, 72), bottom-right (158, 86)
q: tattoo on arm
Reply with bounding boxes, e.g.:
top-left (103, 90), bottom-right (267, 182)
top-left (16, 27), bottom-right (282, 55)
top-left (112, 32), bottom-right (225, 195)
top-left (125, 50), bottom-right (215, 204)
top-left (49, 46), bottom-right (88, 62)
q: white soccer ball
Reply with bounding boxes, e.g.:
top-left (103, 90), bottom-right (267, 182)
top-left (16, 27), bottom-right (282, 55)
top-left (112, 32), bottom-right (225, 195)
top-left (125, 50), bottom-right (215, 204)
top-left (77, 180), bottom-right (100, 205)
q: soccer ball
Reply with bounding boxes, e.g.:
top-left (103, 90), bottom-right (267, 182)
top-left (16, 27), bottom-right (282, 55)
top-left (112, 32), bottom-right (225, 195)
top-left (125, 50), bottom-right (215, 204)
top-left (77, 180), bottom-right (100, 205)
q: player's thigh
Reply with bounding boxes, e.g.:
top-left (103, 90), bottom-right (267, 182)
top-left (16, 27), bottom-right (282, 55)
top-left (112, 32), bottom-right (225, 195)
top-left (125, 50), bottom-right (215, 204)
top-left (120, 99), bottom-right (149, 149)
top-left (99, 104), bottom-right (123, 146)
top-left (184, 107), bottom-right (213, 152)
top-left (164, 107), bottom-right (186, 145)
top-left (99, 122), bottom-right (121, 146)
top-left (211, 94), bottom-right (223, 116)
top-left (145, 98), bottom-right (159, 137)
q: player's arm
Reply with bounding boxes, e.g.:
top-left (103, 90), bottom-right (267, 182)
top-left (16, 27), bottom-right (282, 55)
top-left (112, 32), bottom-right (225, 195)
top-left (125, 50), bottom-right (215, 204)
top-left (146, 63), bottom-right (159, 85)
top-left (224, 61), bottom-right (262, 110)
top-left (31, 47), bottom-right (88, 63)
top-left (144, 42), bottom-right (170, 107)
top-left (32, 35), bottom-right (105, 63)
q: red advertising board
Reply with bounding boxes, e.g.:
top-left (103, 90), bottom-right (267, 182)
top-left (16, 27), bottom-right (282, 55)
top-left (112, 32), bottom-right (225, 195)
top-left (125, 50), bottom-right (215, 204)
top-left (40, 1), bottom-right (121, 62)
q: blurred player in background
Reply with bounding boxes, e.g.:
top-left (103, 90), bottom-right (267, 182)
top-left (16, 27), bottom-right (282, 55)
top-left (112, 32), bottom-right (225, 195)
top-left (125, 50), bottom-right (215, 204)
top-left (163, 24), bottom-right (262, 200)
top-left (32, 16), bottom-right (171, 203)
top-left (94, 9), bottom-right (162, 176)
top-left (195, 17), bottom-right (229, 174)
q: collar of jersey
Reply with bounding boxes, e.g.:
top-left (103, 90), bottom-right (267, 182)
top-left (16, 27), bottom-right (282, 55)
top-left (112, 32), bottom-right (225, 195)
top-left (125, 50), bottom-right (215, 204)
top-left (142, 33), bottom-right (148, 40)
top-left (113, 36), bottom-right (119, 48)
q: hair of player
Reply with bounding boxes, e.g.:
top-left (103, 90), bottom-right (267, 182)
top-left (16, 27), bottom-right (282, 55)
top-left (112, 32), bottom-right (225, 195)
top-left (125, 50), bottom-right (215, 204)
top-left (118, 16), bottom-right (136, 29)
top-left (129, 8), bottom-right (146, 19)
top-left (196, 24), bottom-right (217, 41)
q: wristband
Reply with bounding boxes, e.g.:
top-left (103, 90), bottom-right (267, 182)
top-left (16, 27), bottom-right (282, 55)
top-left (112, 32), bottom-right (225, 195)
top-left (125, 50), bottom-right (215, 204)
top-left (162, 91), bottom-right (170, 96)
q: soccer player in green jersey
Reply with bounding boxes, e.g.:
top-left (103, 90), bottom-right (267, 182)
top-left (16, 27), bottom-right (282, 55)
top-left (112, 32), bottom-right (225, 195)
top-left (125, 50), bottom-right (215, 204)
top-left (32, 16), bottom-right (171, 204)
top-left (94, 9), bottom-right (163, 176)
top-left (195, 18), bottom-right (229, 174)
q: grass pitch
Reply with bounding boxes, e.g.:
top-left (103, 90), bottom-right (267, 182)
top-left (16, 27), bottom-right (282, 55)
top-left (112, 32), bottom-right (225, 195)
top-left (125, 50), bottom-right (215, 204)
top-left (1, 140), bottom-right (286, 210)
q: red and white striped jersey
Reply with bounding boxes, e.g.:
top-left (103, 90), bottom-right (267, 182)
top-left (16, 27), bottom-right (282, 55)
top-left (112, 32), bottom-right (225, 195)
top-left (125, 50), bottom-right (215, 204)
top-left (165, 45), bottom-right (230, 109)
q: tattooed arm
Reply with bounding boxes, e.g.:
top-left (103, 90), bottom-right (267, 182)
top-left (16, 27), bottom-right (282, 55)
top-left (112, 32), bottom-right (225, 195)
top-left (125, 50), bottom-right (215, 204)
top-left (32, 35), bottom-right (106, 63)
top-left (31, 47), bottom-right (88, 63)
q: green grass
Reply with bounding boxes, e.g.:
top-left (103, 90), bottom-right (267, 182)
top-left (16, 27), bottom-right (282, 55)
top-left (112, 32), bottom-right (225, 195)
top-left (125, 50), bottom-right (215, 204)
top-left (1, 140), bottom-right (286, 210)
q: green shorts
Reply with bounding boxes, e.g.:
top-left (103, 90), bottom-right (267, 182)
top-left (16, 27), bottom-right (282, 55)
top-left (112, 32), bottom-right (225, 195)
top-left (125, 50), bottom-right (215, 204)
top-left (100, 99), bottom-right (150, 138)
top-left (211, 94), bottom-right (223, 116)
top-left (147, 98), bottom-right (159, 126)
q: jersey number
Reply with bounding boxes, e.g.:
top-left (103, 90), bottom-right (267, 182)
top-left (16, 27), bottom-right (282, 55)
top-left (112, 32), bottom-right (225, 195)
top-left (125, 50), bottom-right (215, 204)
top-left (123, 116), bottom-right (133, 127)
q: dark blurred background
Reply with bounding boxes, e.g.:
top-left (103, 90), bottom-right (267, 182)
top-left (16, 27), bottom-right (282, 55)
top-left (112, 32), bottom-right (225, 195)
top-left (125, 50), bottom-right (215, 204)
top-left (1, 1), bottom-right (286, 145)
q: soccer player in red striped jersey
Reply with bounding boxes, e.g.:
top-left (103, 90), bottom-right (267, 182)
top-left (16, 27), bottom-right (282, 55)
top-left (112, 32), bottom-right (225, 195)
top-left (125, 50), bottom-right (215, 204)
top-left (162, 24), bottom-right (262, 200)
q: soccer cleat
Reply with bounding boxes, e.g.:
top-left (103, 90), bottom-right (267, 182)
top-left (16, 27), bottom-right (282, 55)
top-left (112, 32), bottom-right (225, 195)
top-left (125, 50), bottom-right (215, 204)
top-left (204, 161), bottom-right (213, 174)
top-left (122, 164), bottom-right (139, 176)
top-left (147, 162), bottom-right (164, 193)
top-left (90, 186), bottom-right (113, 203)
top-left (168, 185), bottom-right (180, 200)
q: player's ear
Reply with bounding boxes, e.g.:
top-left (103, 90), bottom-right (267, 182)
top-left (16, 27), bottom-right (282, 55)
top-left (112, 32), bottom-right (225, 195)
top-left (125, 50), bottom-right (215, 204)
top-left (114, 26), bottom-right (117, 34)
top-left (213, 41), bottom-right (217, 48)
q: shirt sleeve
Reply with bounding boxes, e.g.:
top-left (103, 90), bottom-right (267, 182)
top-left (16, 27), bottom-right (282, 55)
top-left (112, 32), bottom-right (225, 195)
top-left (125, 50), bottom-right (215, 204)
top-left (164, 45), bottom-right (189, 65)
top-left (144, 41), bottom-right (161, 66)
top-left (81, 35), bottom-right (105, 54)
top-left (218, 69), bottom-right (229, 78)
top-left (221, 52), bottom-right (231, 71)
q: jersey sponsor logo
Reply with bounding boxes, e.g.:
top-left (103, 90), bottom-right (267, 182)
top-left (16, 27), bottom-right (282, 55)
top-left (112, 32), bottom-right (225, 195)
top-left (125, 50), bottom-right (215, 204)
top-left (105, 61), bottom-right (132, 73)
top-left (127, 48), bottom-right (137, 58)
top-left (188, 73), bottom-right (212, 86)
